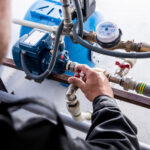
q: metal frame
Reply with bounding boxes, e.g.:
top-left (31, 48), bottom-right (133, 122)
top-left (2, 58), bottom-right (150, 109)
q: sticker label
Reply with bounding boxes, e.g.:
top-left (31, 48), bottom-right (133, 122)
top-left (24, 31), bottom-right (46, 46)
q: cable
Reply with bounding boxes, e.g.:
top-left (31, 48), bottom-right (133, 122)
top-left (73, 21), bottom-right (150, 59)
top-left (72, 3), bottom-right (150, 59)
top-left (20, 21), bottom-right (64, 82)
top-left (73, 0), bottom-right (83, 37)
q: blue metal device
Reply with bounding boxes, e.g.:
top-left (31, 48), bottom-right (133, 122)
top-left (12, 29), bottom-right (69, 75)
top-left (12, 0), bottom-right (103, 78)
top-left (20, 0), bottom-right (103, 66)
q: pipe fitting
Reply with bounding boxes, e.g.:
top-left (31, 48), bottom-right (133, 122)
top-left (115, 59), bottom-right (137, 77)
top-left (93, 68), bottom-right (109, 78)
top-left (60, 0), bottom-right (73, 33)
top-left (67, 101), bottom-right (92, 122)
top-left (108, 40), bottom-right (150, 52)
top-left (139, 42), bottom-right (150, 52)
top-left (121, 77), bottom-right (137, 91)
top-left (83, 31), bottom-right (97, 43)
top-left (66, 61), bottom-right (79, 72)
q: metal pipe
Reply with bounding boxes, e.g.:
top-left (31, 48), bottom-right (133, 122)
top-left (0, 91), bottom-right (149, 150)
top-left (60, 0), bottom-right (73, 32)
top-left (2, 58), bottom-right (150, 109)
top-left (104, 40), bottom-right (150, 53)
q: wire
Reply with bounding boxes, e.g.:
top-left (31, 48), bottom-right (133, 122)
top-left (73, 0), bottom-right (83, 37)
top-left (20, 21), bottom-right (64, 82)
top-left (72, 2), bottom-right (150, 59)
top-left (73, 21), bottom-right (150, 59)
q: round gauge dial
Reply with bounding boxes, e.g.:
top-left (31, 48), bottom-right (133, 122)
top-left (96, 21), bottom-right (120, 43)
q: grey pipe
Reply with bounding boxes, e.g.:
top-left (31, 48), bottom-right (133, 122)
top-left (61, 0), bottom-right (73, 31)
top-left (136, 83), bottom-right (150, 97)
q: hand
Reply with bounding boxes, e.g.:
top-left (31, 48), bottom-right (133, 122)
top-left (68, 65), bottom-right (114, 102)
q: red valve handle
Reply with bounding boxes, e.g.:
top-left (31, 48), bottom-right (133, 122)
top-left (74, 70), bottom-right (81, 78)
top-left (115, 61), bottom-right (130, 69)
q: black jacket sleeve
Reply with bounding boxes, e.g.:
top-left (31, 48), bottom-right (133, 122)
top-left (75, 95), bottom-right (140, 150)
top-left (0, 95), bottom-right (140, 150)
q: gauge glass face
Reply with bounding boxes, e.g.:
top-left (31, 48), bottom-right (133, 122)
top-left (99, 23), bottom-right (116, 38)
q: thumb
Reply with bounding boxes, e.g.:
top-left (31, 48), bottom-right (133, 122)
top-left (68, 77), bottom-right (85, 90)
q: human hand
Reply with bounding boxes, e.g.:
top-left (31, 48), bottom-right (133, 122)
top-left (68, 65), bottom-right (114, 102)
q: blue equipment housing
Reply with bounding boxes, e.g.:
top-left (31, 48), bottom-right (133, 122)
top-left (12, 0), bottom-right (103, 77)
top-left (13, 29), bottom-right (69, 75)
top-left (20, 0), bottom-right (103, 65)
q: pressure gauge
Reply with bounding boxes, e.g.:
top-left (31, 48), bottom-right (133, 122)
top-left (96, 21), bottom-right (122, 48)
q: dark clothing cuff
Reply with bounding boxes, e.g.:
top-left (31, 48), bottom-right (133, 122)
top-left (93, 95), bottom-right (118, 113)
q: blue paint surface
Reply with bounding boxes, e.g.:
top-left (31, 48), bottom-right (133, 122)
top-left (19, 0), bottom-right (103, 68)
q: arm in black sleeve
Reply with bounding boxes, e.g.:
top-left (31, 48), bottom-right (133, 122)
top-left (83, 95), bottom-right (140, 150)
top-left (0, 95), bottom-right (140, 150)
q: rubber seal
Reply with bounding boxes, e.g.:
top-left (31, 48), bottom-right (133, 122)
top-left (97, 29), bottom-right (122, 48)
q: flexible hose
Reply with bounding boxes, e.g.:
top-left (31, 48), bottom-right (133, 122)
top-left (73, 0), bottom-right (83, 37)
top-left (72, 2), bottom-right (150, 59)
top-left (73, 21), bottom-right (150, 59)
top-left (21, 21), bottom-right (64, 82)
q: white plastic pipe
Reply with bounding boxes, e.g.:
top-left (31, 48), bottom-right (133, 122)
top-left (67, 99), bottom-right (92, 122)
top-left (12, 18), bottom-right (58, 33)
top-left (66, 72), bottom-right (92, 122)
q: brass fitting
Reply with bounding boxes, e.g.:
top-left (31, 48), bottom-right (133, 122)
top-left (139, 42), bottom-right (150, 52)
top-left (83, 31), bottom-right (97, 43)
top-left (60, 0), bottom-right (73, 33)
top-left (93, 68), bottom-right (109, 78)
top-left (106, 40), bottom-right (150, 52)
top-left (82, 30), bottom-right (150, 52)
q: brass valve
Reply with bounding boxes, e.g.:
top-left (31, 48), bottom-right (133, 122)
top-left (83, 31), bottom-right (97, 43)
top-left (108, 40), bottom-right (150, 52)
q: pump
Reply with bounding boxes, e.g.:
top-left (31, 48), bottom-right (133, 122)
top-left (13, 29), bottom-right (69, 79)
top-left (19, 0), bottom-right (102, 67)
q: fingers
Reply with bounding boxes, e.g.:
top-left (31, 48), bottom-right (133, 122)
top-left (68, 77), bottom-right (85, 90)
top-left (76, 65), bottom-right (93, 75)
top-left (76, 65), bottom-right (96, 78)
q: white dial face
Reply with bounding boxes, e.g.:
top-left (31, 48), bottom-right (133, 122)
top-left (99, 23), bottom-right (116, 37)
top-left (96, 21), bottom-right (119, 43)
